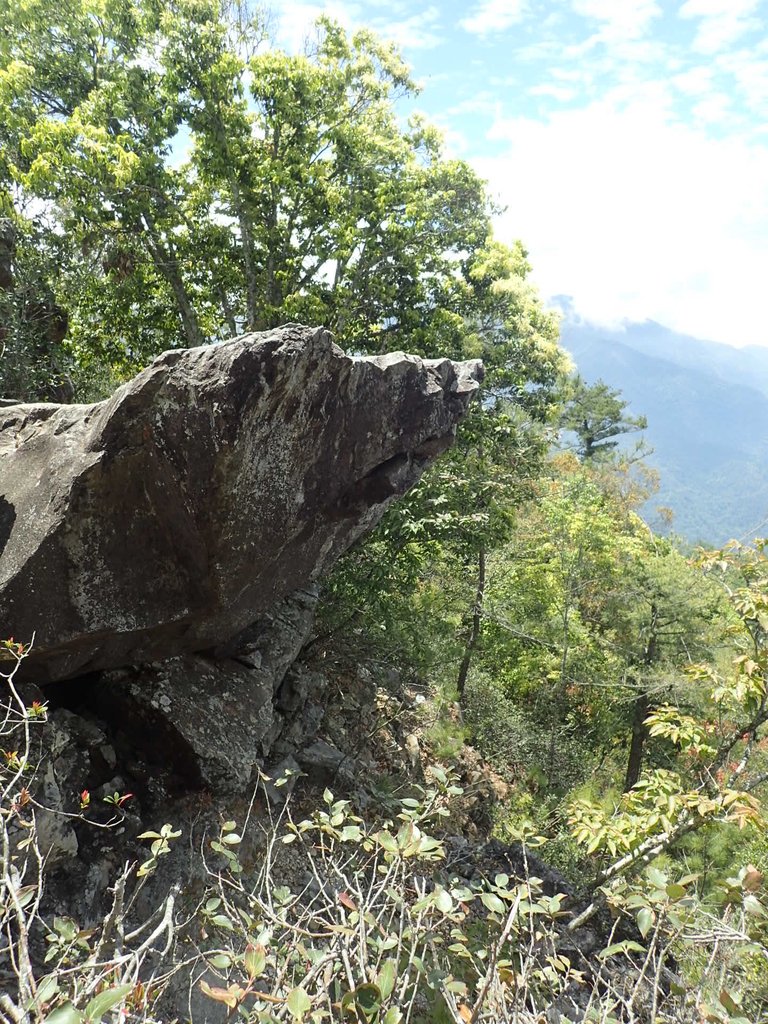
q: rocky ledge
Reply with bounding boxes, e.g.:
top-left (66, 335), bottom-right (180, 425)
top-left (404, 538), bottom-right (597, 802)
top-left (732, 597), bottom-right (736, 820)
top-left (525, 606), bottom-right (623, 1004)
top-left (0, 325), bottom-right (481, 683)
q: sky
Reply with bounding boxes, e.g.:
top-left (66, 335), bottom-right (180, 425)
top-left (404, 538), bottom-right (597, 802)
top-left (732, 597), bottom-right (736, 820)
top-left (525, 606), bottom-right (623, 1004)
top-left (271, 0), bottom-right (768, 348)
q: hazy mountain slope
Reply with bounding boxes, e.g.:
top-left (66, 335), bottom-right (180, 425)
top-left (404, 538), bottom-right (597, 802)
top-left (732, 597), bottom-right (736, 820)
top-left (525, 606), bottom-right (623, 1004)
top-left (561, 316), bottom-right (768, 398)
top-left (560, 321), bottom-right (768, 544)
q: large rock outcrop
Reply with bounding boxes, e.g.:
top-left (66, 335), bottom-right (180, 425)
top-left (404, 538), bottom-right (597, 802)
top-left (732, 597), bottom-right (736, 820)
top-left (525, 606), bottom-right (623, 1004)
top-left (0, 325), bottom-right (480, 683)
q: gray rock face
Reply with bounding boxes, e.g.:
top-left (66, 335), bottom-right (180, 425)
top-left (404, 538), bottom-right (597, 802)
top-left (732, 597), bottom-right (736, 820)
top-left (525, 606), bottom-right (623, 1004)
top-left (0, 325), bottom-right (480, 683)
top-left (94, 656), bottom-right (275, 794)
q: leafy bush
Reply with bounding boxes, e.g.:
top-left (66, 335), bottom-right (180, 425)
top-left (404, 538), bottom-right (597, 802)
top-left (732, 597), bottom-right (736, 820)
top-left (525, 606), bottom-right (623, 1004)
top-left (2, 636), bottom-right (767, 1024)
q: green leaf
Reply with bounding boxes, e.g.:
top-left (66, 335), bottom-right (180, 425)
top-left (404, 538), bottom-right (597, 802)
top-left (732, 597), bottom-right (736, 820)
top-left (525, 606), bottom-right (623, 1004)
top-left (32, 974), bottom-right (60, 1008)
top-left (53, 917), bottom-right (77, 940)
top-left (597, 941), bottom-right (646, 960)
top-left (340, 825), bottom-right (363, 842)
top-left (665, 883), bottom-right (686, 901)
top-left (636, 907), bottom-right (654, 938)
top-left (375, 830), bottom-right (398, 854)
top-left (244, 943), bottom-right (267, 979)
top-left (16, 884), bottom-right (37, 909)
top-left (84, 985), bottom-right (134, 1021)
top-left (434, 887), bottom-right (453, 914)
top-left (351, 984), bottom-right (382, 1019)
top-left (44, 1005), bottom-right (82, 1024)
top-left (646, 867), bottom-right (666, 888)
top-left (445, 980), bottom-right (468, 995)
top-left (287, 987), bottom-right (312, 1020)
top-left (480, 892), bottom-right (506, 914)
top-left (209, 954), bottom-right (232, 970)
top-left (743, 895), bottom-right (767, 917)
top-left (377, 959), bottom-right (397, 1000)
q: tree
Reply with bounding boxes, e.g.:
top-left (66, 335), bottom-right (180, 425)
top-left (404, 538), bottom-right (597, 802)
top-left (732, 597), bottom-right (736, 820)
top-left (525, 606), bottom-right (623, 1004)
top-left (560, 374), bottom-right (647, 461)
top-left (607, 542), bottom-right (723, 791)
top-left (2, 0), bottom-right (574, 712)
top-left (1, 0), bottom-right (208, 375)
top-left (439, 240), bottom-right (566, 698)
top-left (473, 467), bottom-right (634, 786)
top-left (0, 2), bottom-right (492, 387)
top-left (462, 446), bottom-right (725, 810)
top-left (316, 237), bottom-right (569, 695)
top-left (0, 213), bottom-right (75, 400)
top-left (568, 539), bottom-right (768, 928)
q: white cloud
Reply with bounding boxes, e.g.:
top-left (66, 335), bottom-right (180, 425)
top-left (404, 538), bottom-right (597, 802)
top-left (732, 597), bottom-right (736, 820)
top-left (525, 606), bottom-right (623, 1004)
top-left (430, 95), bottom-right (500, 156)
top-left (571, 0), bottom-right (662, 42)
top-left (716, 48), bottom-right (768, 113)
top-left (445, 93), bottom-right (499, 116)
top-left (374, 6), bottom-right (443, 50)
top-left (459, 0), bottom-right (527, 37)
top-left (680, 0), bottom-right (762, 54)
top-left (550, 67), bottom-right (591, 82)
top-left (275, 1), bottom-right (443, 53)
top-left (479, 93), bottom-right (768, 347)
top-left (672, 65), bottom-right (714, 96)
top-left (274, 1), bottom-right (360, 52)
top-left (263, 0), bottom-right (768, 347)
top-left (529, 83), bottom-right (577, 101)
top-left (691, 93), bottom-right (730, 123)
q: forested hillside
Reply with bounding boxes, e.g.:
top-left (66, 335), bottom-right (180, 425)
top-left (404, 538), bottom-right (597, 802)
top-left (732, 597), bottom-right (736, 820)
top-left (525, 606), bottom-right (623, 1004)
top-left (560, 314), bottom-right (768, 543)
top-left (1, 4), bottom-right (768, 1022)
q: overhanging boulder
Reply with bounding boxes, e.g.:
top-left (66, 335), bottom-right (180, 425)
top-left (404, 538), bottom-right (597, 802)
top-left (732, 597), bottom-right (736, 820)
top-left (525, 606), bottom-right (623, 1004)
top-left (0, 325), bottom-right (481, 683)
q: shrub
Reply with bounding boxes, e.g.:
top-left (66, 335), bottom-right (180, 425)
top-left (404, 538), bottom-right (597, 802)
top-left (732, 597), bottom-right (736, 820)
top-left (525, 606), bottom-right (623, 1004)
top-left (2, 640), bottom-right (767, 1024)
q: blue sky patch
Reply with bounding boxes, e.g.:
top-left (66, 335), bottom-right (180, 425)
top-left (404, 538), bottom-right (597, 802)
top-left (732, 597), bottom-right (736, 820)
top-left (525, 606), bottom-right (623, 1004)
top-left (274, 1), bottom-right (768, 347)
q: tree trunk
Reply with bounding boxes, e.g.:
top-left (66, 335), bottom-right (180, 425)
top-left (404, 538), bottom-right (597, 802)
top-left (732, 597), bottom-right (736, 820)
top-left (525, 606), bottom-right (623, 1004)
top-left (624, 690), bottom-right (649, 791)
top-left (457, 546), bottom-right (486, 701)
top-left (0, 217), bottom-right (14, 292)
top-left (547, 585), bottom-right (574, 782)
top-left (192, 81), bottom-right (260, 332)
top-left (142, 214), bottom-right (205, 348)
top-left (0, 218), bottom-right (14, 351)
top-left (623, 603), bottom-right (658, 791)
top-left (229, 173), bottom-right (259, 331)
top-left (262, 127), bottom-right (282, 326)
top-left (218, 284), bottom-right (238, 338)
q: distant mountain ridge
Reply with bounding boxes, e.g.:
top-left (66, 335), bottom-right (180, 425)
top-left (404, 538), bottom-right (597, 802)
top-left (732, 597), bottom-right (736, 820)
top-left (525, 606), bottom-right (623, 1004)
top-left (557, 308), bottom-right (768, 544)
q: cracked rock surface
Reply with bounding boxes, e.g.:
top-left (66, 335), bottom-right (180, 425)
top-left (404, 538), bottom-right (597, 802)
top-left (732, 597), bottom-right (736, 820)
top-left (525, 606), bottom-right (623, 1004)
top-left (0, 325), bottom-right (480, 683)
